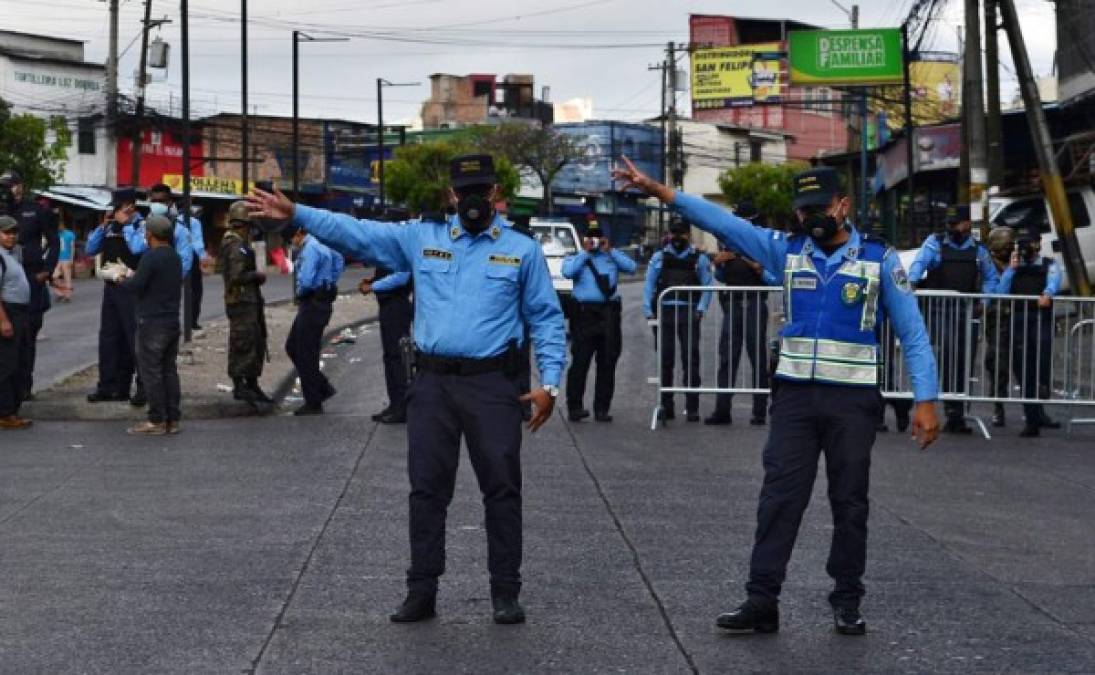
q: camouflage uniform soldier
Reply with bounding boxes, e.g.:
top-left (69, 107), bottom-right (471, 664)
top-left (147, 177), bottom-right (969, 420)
top-left (984, 226), bottom-right (1014, 427)
top-left (220, 201), bottom-right (272, 405)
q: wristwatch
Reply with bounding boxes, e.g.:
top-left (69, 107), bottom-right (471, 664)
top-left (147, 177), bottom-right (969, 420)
top-left (542, 385), bottom-right (559, 399)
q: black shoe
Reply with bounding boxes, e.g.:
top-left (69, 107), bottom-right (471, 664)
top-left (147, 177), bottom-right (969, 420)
top-left (568, 408), bottom-right (590, 422)
top-left (1019, 425), bottom-right (1040, 438)
top-left (492, 596), bottom-right (526, 625)
top-left (895, 409), bottom-right (910, 433)
top-left (661, 406), bottom-right (676, 421)
top-left (686, 412), bottom-right (700, 422)
top-left (87, 390), bottom-right (128, 403)
top-left (191, 323), bottom-right (203, 332)
top-left (293, 403), bottom-right (324, 416)
top-left (715, 599), bottom-right (779, 633)
top-left (129, 391), bottom-right (147, 407)
top-left (704, 413), bottom-right (732, 426)
top-left (594, 412), bottom-right (613, 422)
top-left (389, 592), bottom-right (437, 623)
top-left (232, 378), bottom-right (256, 403)
top-left (750, 415), bottom-right (766, 426)
top-left (832, 605), bottom-right (867, 636)
top-left (321, 382), bottom-right (337, 402)
top-left (248, 378), bottom-right (274, 404)
top-left (944, 418), bottom-right (973, 434)
top-left (379, 410), bottom-right (407, 424)
top-left (371, 407), bottom-right (392, 422)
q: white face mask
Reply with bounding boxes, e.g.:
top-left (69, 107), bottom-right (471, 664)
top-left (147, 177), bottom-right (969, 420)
top-left (148, 202), bottom-right (169, 217)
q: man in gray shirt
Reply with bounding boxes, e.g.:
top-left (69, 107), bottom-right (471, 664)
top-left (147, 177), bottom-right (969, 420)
top-left (0, 215), bottom-right (33, 429)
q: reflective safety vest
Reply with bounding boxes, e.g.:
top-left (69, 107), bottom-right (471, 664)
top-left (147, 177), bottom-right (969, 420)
top-left (777, 234), bottom-right (886, 388)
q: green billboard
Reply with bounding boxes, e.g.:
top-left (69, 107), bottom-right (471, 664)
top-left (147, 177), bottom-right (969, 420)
top-left (788, 29), bottom-right (904, 86)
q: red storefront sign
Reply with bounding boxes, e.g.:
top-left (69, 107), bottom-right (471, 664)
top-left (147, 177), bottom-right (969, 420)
top-left (116, 128), bottom-right (203, 188)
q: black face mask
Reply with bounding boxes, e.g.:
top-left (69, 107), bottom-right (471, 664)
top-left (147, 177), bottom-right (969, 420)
top-left (947, 228), bottom-right (970, 245)
top-left (671, 236), bottom-right (689, 251)
top-left (457, 189), bottom-right (493, 233)
top-left (802, 209), bottom-right (842, 241)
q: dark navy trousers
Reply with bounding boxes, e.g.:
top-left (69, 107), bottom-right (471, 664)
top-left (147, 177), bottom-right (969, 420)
top-left (405, 369), bottom-right (523, 596)
top-left (378, 294), bottom-right (412, 414)
top-left (96, 283), bottom-right (138, 397)
top-left (285, 298), bottom-right (333, 407)
top-left (746, 379), bottom-right (880, 609)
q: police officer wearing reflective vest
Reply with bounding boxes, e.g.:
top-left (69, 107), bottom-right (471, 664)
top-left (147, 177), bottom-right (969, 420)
top-left (0, 170), bottom-right (59, 399)
top-left (615, 159), bottom-right (940, 636)
top-left (86, 188), bottom-right (146, 404)
top-left (643, 215), bottom-right (713, 422)
top-left (561, 219), bottom-right (637, 422)
top-left (996, 223), bottom-right (1063, 437)
top-left (284, 221), bottom-right (344, 416)
top-left (247, 154), bottom-right (566, 625)
top-left (909, 204), bottom-right (999, 433)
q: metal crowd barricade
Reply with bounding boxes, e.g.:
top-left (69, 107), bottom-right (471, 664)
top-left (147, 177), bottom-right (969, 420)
top-left (651, 286), bottom-right (1095, 436)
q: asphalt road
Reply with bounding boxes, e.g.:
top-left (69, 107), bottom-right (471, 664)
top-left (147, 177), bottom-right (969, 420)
top-left (2, 283), bottom-right (1094, 672)
top-left (31, 267), bottom-right (368, 394)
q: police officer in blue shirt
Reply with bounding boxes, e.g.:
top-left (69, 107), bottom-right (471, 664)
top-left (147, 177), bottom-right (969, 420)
top-left (909, 204), bottom-right (1000, 433)
top-left (643, 216), bottom-right (714, 422)
top-left (86, 188), bottom-right (146, 404)
top-left (362, 266), bottom-right (412, 424)
top-left (615, 158), bottom-right (940, 636)
top-left (148, 183), bottom-right (207, 330)
top-left (561, 219), bottom-right (637, 422)
top-left (996, 224), bottom-right (1063, 437)
top-left (284, 222), bottom-right (343, 415)
top-left (247, 154), bottom-right (566, 626)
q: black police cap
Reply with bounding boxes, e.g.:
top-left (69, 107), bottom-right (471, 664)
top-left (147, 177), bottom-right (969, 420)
top-left (792, 168), bottom-right (842, 210)
top-left (450, 154), bottom-right (497, 189)
top-left (111, 187), bottom-right (138, 208)
top-left (668, 215), bottom-right (690, 234)
top-left (0, 169), bottom-right (22, 185)
top-left (945, 204), bottom-right (971, 225)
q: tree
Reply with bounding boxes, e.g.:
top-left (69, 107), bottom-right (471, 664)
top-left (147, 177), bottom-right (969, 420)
top-left (717, 161), bottom-right (808, 230)
top-left (385, 138), bottom-right (520, 214)
top-left (0, 98), bottom-right (71, 190)
top-left (471, 122), bottom-right (583, 215)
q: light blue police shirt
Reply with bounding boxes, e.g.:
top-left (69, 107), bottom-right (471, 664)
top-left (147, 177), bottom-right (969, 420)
top-left (561, 248), bottom-right (637, 303)
top-left (909, 233), bottom-right (1000, 293)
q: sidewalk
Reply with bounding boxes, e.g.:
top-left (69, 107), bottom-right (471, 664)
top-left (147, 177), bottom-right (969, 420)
top-left (23, 293), bottom-right (378, 421)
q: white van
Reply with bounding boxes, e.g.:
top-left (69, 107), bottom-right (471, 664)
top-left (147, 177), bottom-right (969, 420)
top-left (989, 186), bottom-right (1095, 292)
top-left (529, 218), bottom-right (581, 295)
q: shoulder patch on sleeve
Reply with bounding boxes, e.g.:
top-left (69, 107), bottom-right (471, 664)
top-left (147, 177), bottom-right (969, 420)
top-left (891, 262), bottom-right (911, 293)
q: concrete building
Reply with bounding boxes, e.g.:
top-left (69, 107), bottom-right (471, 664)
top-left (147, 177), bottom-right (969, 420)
top-left (420, 73), bottom-right (552, 129)
top-left (0, 30), bottom-right (112, 186)
top-left (677, 119), bottom-right (788, 199)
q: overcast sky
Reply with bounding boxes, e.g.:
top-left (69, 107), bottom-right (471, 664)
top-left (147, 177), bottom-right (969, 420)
top-left (3, 0), bottom-right (1059, 125)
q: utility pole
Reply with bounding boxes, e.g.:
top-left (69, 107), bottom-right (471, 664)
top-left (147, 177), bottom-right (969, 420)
top-left (851, 5), bottom-right (869, 229)
top-left (292, 30), bottom-right (300, 199)
top-left (647, 59), bottom-right (668, 235)
top-left (106, 0), bottom-right (119, 187)
top-left (998, 0), bottom-right (1090, 295)
top-left (181, 0), bottom-right (193, 342)
top-left (377, 78), bottom-right (385, 211)
top-left (963, 0), bottom-right (989, 237)
top-left (241, 0), bottom-right (249, 192)
top-left (984, 0), bottom-right (1005, 187)
top-left (667, 41), bottom-right (682, 190)
top-left (129, 0), bottom-right (154, 188)
top-left (902, 22), bottom-right (916, 239)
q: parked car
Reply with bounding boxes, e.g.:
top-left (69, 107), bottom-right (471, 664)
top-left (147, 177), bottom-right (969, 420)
top-left (529, 218), bottom-right (580, 296)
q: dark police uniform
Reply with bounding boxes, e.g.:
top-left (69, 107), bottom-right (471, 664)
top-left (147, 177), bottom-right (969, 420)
top-left (220, 201), bottom-right (269, 403)
top-left (85, 189), bottom-right (144, 401)
top-left (371, 265), bottom-right (413, 421)
top-left (561, 223), bottom-right (637, 420)
top-left (643, 224), bottom-right (713, 420)
top-left (672, 168), bottom-right (938, 627)
top-left (909, 205), bottom-right (1000, 430)
top-left (0, 173), bottom-right (59, 398)
top-left (285, 228), bottom-right (343, 414)
top-left (996, 232), bottom-right (1063, 436)
top-left (286, 155), bottom-right (566, 618)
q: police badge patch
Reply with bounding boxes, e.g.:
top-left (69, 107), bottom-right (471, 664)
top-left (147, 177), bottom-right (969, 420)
top-left (892, 265), bottom-right (912, 293)
top-left (841, 281), bottom-right (864, 306)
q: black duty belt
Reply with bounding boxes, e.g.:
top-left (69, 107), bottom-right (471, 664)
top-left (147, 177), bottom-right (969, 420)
top-left (416, 351), bottom-right (508, 376)
top-left (577, 298), bottom-right (621, 307)
top-left (1, 302), bottom-right (30, 314)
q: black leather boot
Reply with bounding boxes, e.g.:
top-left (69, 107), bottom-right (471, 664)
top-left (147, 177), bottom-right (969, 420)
top-left (247, 377), bottom-right (274, 404)
top-left (832, 605), bottom-right (867, 635)
top-left (389, 592), bottom-right (437, 623)
top-left (232, 377), bottom-right (256, 403)
top-left (491, 595), bottom-right (526, 625)
top-left (715, 599), bottom-right (779, 633)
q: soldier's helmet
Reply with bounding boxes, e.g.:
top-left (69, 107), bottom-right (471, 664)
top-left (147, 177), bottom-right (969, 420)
top-left (228, 200), bottom-right (251, 226)
top-left (986, 226), bottom-right (1015, 258)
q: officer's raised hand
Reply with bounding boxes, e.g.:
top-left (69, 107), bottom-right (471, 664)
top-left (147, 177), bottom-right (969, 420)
top-left (518, 388), bottom-right (555, 432)
top-left (247, 185), bottom-right (295, 221)
top-left (910, 401), bottom-right (940, 449)
top-left (613, 156), bottom-right (675, 203)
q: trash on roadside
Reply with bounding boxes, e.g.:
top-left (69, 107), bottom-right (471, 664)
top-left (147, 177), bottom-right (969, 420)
top-left (331, 328), bottom-right (357, 345)
top-left (349, 357), bottom-right (363, 364)
top-left (216, 383), bottom-right (233, 393)
top-left (322, 352), bottom-right (338, 359)
top-left (69, 444), bottom-right (84, 449)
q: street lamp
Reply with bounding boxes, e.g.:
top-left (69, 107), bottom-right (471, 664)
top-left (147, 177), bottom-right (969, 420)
top-left (377, 78), bottom-right (420, 211)
top-left (292, 32), bottom-right (348, 199)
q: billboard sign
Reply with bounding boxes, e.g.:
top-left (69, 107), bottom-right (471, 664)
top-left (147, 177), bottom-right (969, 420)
top-left (691, 43), bottom-right (784, 110)
top-left (788, 29), bottom-right (904, 86)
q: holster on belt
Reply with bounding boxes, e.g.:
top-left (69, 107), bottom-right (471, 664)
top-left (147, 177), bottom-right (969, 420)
top-left (399, 336), bottom-right (417, 385)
